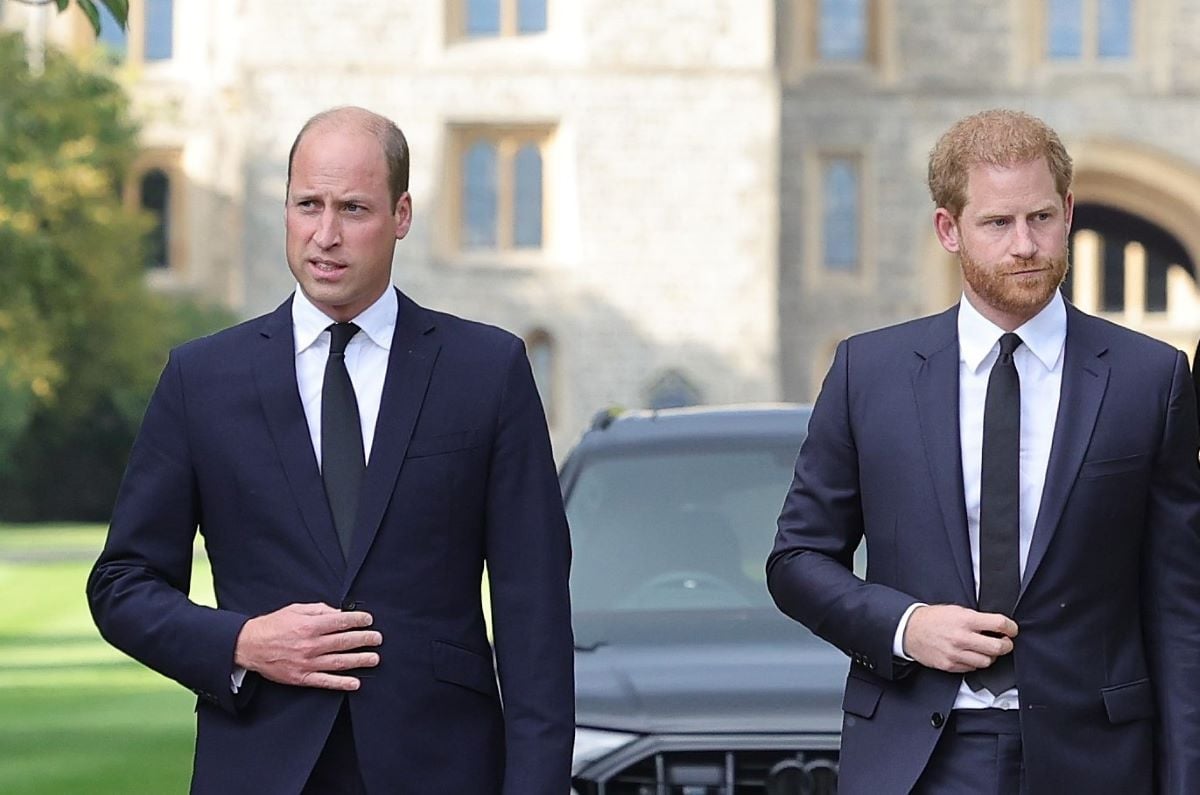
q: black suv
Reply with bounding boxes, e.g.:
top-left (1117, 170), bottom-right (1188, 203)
top-left (564, 405), bottom-right (855, 795)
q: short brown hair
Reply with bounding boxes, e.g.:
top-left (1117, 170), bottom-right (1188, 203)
top-left (927, 109), bottom-right (1072, 217)
top-left (287, 106), bottom-right (410, 206)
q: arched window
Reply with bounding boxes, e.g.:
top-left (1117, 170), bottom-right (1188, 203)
top-left (452, 127), bottom-right (551, 257)
top-left (140, 169), bottom-right (170, 270)
top-left (822, 156), bottom-right (860, 272)
top-left (525, 329), bottom-right (555, 422)
top-left (463, 141), bottom-right (498, 248)
top-left (646, 371), bottom-right (702, 411)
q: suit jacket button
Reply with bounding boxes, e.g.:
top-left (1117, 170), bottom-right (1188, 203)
top-left (342, 600), bottom-right (358, 611)
top-left (931, 712), bottom-right (945, 728)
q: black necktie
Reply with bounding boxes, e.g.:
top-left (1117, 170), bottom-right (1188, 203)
top-left (966, 332), bottom-right (1023, 696)
top-left (322, 322), bottom-right (365, 558)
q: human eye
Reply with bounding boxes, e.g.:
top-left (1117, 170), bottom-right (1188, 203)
top-left (988, 217), bottom-right (1009, 228)
top-left (344, 202), bottom-right (366, 214)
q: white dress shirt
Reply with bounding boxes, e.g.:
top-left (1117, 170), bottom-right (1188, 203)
top-left (231, 285), bottom-right (395, 692)
top-left (293, 285), bottom-right (396, 467)
top-left (893, 291), bottom-right (1066, 710)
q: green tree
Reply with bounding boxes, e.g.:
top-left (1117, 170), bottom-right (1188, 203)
top-left (0, 31), bottom-right (231, 520)
top-left (10, 0), bottom-right (129, 36)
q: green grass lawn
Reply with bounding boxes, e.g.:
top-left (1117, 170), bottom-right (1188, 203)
top-left (0, 524), bottom-right (494, 793)
top-left (0, 524), bottom-right (207, 794)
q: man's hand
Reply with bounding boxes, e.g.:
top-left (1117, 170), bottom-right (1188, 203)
top-left (903, 604), bottom-right (1018, 673)
top-left (233, 602), bottom-right (382, 690)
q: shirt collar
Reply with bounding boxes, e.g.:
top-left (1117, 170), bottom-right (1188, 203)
top-left (292, 286), bottom-right (397, 354)
top-left (958, 290), bottom-right (1066, 374)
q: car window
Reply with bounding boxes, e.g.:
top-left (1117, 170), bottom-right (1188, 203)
top-left (566, 442), bottom-right (804, 612)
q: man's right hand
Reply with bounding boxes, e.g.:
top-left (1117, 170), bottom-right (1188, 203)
top-left (903, 604), bottom-right (1017, 673)
top-left (233, 602), bottom-right (382, 690)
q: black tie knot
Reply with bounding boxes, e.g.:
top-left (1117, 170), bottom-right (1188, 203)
top-left (998, 332), bottom-right (1023, 360)
top-left (328, 323), bottom-right (360, 356)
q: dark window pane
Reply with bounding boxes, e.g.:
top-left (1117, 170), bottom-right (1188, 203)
top-left (140, 169), bottom-right (170, 269)
top-left (818, 0), bottom-right (866, 61)
top-left (1098, 0), bottom-right (1132, 58)
top-left (1047, 0), bottom-right (1083, 59)
top-left (1101, 235), bottom-right (1125, 311)
top-left (144, 0), bottom-right (174, 61)
top-left (518, 0), bottom-right (547, 33)
top-left (1147, 251), bottom-right (1169, 312)
top-left (466, 0), bottom-right (501, 36)
top-left (822, 158), bottom-right (859, 271)
top-left (97, 1), bottom-right (127, 56)
top-left (513, 144), bottom-right (543, 248)
top-left (462, 142), bottom-right (497, 248)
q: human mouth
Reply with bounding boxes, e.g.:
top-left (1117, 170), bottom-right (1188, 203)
top-left (310, 259), bottom-right (349, 277)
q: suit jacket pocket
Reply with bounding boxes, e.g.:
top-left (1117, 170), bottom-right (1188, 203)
top-left (432, 639), bottom-right (499, 697)
top-left (1079, 454), bottom-right (1146, 480)
top-left (407, 430), bottom-right (482, 459)
top-left (842, 673), bottom-right (883, 719)
top-left (1101, 678), bottom-right (1155, 723)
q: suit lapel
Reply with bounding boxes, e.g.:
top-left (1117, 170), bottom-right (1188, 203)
top-left (911, 306), bottom-right (977, 606)
top-left (342, 289), bottom-right (441, 589)
top-left (1018, 305), bottom-right (1109, 599)
top-left (253, 298), bottom-right (345, 578)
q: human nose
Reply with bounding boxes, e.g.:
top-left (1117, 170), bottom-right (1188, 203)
top-left (1010, 220), bottom-right (1036, 259)
top-left (313, 208), bottom-right (341, 249)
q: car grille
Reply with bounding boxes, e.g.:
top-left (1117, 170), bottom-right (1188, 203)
top-left (573, 747), bottom-right (839, 795)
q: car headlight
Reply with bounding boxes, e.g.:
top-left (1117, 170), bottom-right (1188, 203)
top-left (572, 726), bottom-right (639, 775)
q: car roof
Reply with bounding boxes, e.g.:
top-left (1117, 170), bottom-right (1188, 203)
top-left (570, 403), bottom-right (812, 453)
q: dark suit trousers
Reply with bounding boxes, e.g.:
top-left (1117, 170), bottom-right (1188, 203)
top-left (911, 709), bottom-right (1025, 795)
top-left (301, 701), bottom-right (367, 795)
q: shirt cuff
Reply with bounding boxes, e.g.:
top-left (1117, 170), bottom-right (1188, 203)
top-left (892, 602), bottom-right (926, 661)
top-left (231, 666), bottom-right (247, 693)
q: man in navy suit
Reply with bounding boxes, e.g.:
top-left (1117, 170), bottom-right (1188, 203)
top-left (768, 110), bottom-right (1200, 793)
top-left (88, 106), bottom-right (574, 794)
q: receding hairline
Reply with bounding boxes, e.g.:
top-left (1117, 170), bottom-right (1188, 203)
top-left (298, 106), bottom-right (391, 142)
top-left (286, 106), bottom-right (410, 202)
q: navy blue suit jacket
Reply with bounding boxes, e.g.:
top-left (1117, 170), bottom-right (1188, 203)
top-left (88, 289), bottom-right (574, 794)
top-left (768, 301), bottom-right (1200, 794)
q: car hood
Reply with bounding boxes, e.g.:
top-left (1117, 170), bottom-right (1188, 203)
top-left (574, 608), bottom-right (849, 734)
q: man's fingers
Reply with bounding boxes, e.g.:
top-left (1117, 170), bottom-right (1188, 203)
top-left (958, 630), bottom-right (1013, 658)
top-left (298, 671), bottom-right (362, 691)
top-left (948, 650), bottom-right (995, 672)
top-left (312, 651), bottom-right (381, 671)
top-left (288, 602), bottom-right (341, 616)
top-left (310, 610), bottom-right (375, 634)
top-left (316, 630), bottom-right (383, 653)
top-left (969, 611), bottom-right (1019, 638)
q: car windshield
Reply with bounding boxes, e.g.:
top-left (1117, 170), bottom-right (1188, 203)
top-left (565, 440), bottom-right (802, 613)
